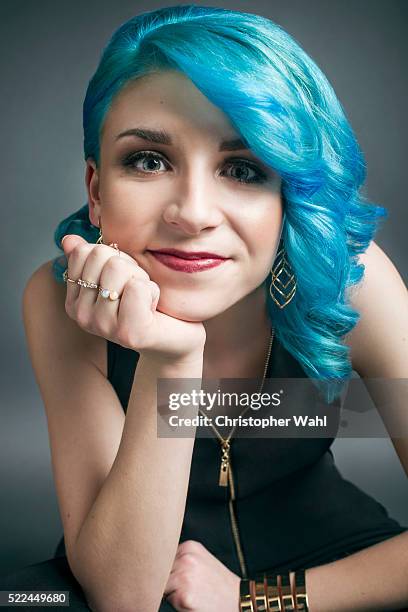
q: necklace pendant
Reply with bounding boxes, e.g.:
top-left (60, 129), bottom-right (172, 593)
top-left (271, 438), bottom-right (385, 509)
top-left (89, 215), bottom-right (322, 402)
top-left (219, 440), bottom-right (230, 487)
top-left (219, 461), bottom-right (229, 487)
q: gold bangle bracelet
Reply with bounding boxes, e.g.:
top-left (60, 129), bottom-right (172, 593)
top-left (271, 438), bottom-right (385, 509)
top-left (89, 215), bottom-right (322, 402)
top-left (254, 574), bottom-right (268, 611)
top-left (265, 574), bottom-right (282, 612)
top-left (243, 569), bottom-right (309, 612)
top-left (240, 579), bottom-right (255, 612)
top-left (279, 572), bottom-right (296, 611)
top-left (294, 570), bottom-right (310, 612)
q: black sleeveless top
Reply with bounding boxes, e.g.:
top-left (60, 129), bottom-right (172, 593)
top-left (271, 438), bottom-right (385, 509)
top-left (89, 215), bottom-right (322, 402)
top-left (54, 336), bottom-right (407, 576)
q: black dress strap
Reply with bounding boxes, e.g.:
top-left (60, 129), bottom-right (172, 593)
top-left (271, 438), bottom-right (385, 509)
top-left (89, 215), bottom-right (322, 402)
top-left (107, 341), bottom-right (140, 413)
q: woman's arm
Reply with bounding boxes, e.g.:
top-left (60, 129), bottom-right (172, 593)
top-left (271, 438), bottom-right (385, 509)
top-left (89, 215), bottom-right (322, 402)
top-left (23, 262), bottom-right (203, 612)
top-left (304, 531), bottom-right (408, 611)
top-left (73, 354), bottom-right (203, 612)
top-left (250, 242), bottom-right (408, 611)
top-left (303, 240), bottom-right (408, 611)
top-left (345, 240), bottom-right (408, 474)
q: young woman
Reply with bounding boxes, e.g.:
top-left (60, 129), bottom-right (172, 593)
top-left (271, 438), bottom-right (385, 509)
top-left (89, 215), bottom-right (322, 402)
top-left (6, 5), bottom-right (408, 611)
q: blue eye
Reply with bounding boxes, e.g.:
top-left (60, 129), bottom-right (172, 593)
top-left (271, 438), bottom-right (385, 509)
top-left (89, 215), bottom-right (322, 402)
top-left (120, 151), bottom-right (268, 185)
top-left (222, 158), bottom-right (267, 184)
top-left (121, 151), bottom-right (168, 173)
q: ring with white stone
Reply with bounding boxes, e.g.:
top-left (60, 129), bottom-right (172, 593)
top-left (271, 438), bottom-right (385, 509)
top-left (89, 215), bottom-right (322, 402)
top-left (98, 286), bottom-right (120, 301)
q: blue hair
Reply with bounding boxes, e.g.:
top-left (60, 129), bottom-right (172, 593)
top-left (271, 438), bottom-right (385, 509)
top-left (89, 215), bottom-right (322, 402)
top-left (52, 4), bottom-right (388, 402)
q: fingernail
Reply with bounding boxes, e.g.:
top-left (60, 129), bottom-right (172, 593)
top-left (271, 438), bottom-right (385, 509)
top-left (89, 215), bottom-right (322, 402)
top-left (61, 235), bottom-right (68, 246)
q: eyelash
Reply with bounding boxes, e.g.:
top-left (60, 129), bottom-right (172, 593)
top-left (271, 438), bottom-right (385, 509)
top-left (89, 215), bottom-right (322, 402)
top-left (120, 150), bottom-right (268, 185)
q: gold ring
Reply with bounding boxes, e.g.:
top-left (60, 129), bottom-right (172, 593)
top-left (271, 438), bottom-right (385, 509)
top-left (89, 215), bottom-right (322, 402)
top-left (77, 278), bottom-right (99, 289)
top-left (63, 269), bottom-right (76, 284)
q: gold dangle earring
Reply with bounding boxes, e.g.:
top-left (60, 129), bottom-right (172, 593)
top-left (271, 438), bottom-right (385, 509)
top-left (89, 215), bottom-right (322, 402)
top-left (95, 216), bottom-right (104, 245)
top-left (95, 216), bottom-right (121, 256)
top-left (269, 243), bottom-right (297, 309)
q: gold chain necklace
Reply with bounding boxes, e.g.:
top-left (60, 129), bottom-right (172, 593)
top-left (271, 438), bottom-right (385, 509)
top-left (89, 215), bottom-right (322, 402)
top-left (198, 327), bottom-right (275, 487)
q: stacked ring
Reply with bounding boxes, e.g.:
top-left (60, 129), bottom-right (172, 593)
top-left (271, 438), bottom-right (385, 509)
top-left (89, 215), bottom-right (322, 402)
top-left (77, 278), bottom-right (98, 289)
top-left (63, 268), bottom-right (121, 301)
top-left (63, 269), bottom-right (76, 284)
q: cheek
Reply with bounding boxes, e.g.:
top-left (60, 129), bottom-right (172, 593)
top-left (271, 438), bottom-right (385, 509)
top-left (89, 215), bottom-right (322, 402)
top-left (101, 180), bottom-right (147, 215)
top-left (239, 205), bottom-right (283, 265)
top-left (100, 179), bottom-right (161, 239)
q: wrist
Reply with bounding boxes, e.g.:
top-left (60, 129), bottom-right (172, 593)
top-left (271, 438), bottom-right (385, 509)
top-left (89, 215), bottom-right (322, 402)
top-left (138, 350), bottom-right (204, 373)
top-left (239, 569), bottom-right (309, 611)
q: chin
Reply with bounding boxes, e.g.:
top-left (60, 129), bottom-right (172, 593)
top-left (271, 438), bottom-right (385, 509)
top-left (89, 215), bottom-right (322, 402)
top-left (156, 298), bottom-right (223, 322)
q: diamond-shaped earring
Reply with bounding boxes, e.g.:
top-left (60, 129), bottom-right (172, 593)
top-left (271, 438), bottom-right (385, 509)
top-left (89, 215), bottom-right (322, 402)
top-left (269, 245), bottom-right (296, 309)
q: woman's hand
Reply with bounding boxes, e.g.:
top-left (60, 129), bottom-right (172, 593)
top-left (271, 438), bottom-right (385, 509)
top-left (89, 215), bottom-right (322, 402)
top-left (61, 235), bottom-right (206, 363)
top-left (163, 540), bottom-right (241, 612)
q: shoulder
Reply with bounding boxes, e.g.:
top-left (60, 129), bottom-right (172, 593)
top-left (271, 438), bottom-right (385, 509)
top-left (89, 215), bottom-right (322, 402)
top-left (344, 240), bottom-right (408, 377)
top-left (23, 259), bottom-right (107, 377)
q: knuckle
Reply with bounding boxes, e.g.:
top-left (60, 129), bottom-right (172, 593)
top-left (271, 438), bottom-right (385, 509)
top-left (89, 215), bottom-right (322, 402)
top-left (182, 553), bottom-right (197, 569)
top-left (71, 243), bottom-right (92, 260)
top-left (103, 255), bottom-right (125, 273)
top-left (180, 587), bottom-right (194, 609)
top-left (88, 244), bottom-right (110, 262)
top-left (86, 247), bottom-right (101, 264)
top-left (64, 301), bottom-right (74, 320)
top-left (64, 293), bottom-right (77, 316)
top-left (180, 597), bottom-right (190, 610)
top-left (93, 319), bottom-right (112, 339)
top-left (182, 569), bottom-right (195, 583)
top-left (128, 276), bottom-right (149, 289)
top-left (96, 243), bottom-right (114, 255)
top-left (104, 257), bottom-right (148, 283)
top-left (70, 244), bottom-right (82, 259)
top-left (116, 326), bottom-right (135, 349)
top-left (74, 305), bottom-right (91, 329)
top-left (180, 540), bottom-right (200, 552)
top-left (116, 325), bottom-right (148, 350)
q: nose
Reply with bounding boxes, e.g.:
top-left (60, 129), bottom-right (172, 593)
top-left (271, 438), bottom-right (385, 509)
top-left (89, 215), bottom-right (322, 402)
top-left (162, 172), bottom-right (224, 235)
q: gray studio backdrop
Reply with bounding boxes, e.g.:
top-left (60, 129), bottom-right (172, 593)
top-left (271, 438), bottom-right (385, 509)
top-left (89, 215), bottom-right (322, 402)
top-left (1, 0), bottom-right (407, 576)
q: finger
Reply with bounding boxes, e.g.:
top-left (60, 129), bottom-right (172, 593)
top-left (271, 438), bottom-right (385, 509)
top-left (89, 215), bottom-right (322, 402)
top-left (61, 234), bottom-right (88, 257)
top-left (162, 581), bottom-right (177, 599)
top-left (64, 241), bottom-right (95, 307)
top-left (64, 236), bottom-right (148, 307)
top-left (62, 233), bottom-right (141, 268)
top-left (115, 277), bottom-right (158, 348)
top-left (62, 235), bottom-right (91, 303)
top-left (77, 244), bottom-right (130, 309)
top-left (92, 255), bottom-right (143, 318)
top-left (162, 568), bottom-right (182, 598)
top-left (151, 281), bottom-right (160, 312)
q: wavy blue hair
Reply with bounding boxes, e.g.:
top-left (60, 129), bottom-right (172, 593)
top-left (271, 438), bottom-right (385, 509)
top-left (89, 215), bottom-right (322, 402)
top-left (52, 4), bottom-right (388, 402)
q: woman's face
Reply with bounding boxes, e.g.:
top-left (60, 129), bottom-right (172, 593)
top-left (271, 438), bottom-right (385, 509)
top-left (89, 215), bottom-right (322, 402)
top-left (87, 70), bottom-right (283, 322)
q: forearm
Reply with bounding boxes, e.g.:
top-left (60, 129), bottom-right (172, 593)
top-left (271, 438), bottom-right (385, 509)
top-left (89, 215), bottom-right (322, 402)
top-left (306, 531), bottom-right (408, 611)
top-left (70, 353), bottom-right (203, 612)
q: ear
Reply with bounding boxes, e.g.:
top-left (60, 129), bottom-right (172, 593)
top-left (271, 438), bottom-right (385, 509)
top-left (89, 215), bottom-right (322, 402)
top-left (85, 158), bottom-right (101, 227)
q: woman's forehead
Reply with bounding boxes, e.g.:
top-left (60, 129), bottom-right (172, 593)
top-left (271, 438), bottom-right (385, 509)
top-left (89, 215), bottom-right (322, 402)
top-left (102, 70), bottom-right (240, 145)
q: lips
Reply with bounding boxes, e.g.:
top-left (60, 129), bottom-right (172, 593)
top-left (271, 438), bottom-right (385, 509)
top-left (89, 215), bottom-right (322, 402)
top-left (147, 250), bottom-right (229, 273)
top-left (149, 248), bottom-right (227, 260)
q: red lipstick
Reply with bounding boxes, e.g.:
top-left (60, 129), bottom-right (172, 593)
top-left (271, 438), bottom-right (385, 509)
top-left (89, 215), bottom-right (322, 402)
top-left (147, 249), bottom-right (229, 273)
top-left (150, 248), bottom-right (227, 259)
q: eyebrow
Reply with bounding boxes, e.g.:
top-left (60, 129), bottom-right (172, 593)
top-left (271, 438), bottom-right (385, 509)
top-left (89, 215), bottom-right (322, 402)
top-left (115, 127), bottom-right (249, 151)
